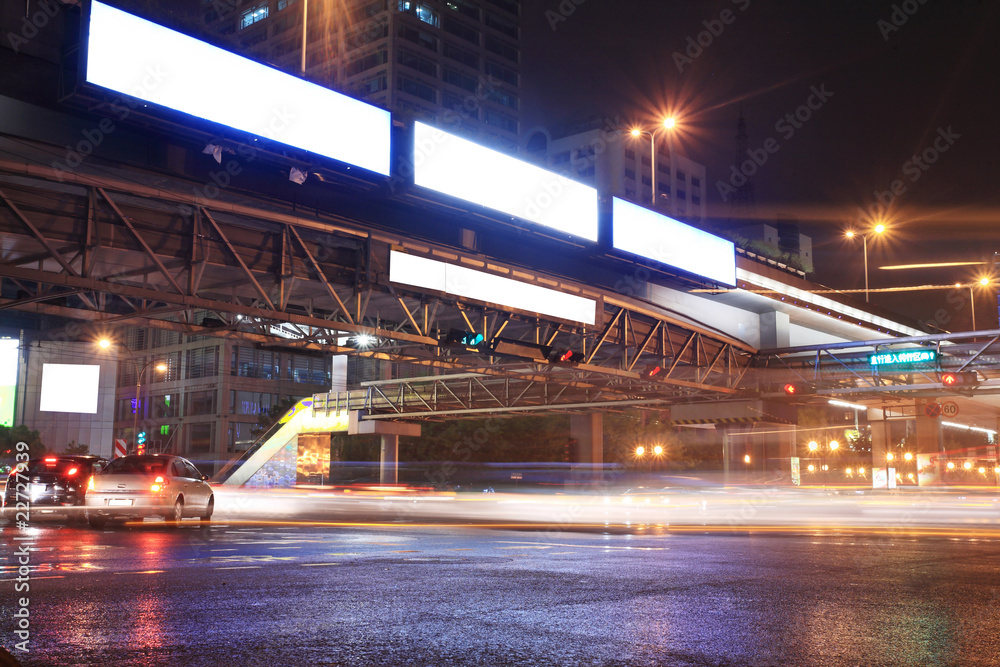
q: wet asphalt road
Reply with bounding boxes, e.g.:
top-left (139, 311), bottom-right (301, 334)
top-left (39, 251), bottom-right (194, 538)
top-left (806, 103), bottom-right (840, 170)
top-left (3, 516), bottom-right (1000, 667)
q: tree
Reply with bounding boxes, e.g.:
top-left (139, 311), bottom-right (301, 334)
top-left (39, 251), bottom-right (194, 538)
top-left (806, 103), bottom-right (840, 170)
top-left (0, 425), bottom-right (46, 467)
top-left (250, 396), bottom-right (302, 439)
top-left (64, 441), bottom-right (90, 455)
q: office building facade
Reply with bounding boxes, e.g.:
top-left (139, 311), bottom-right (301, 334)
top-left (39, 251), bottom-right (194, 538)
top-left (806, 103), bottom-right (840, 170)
top-left (538, 121), bottom-right (708, 222)
top-left (205, 0), bottom-right (522, 151)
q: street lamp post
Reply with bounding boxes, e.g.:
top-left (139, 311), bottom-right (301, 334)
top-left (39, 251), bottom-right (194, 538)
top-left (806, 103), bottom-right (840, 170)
top-left (965, 277), bottom-right (991, 331)
top-left (629, 117), bottom-right (676, 211)
top-left (99, 339), bottom-right (165, 452)
top-left (301, 0), bottom-right (309, 74)
top-left (845, 224), bottom-right (886, 302)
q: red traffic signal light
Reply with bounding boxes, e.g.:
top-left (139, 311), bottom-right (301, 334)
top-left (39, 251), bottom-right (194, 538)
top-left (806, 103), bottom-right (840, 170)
top-left (546, 348), bottom-right (584, 363)
top-left (781, 382), bottom-right (814, 396)
top-left (940, 371), bottom-right (979, 387)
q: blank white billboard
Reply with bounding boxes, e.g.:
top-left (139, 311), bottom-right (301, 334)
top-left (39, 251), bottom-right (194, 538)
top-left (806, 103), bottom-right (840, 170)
top-left (612, 198), bottom-right (736, 287)
top-left (85, 1), bottom-right (391, 175)
top-left (390, 251), bottom-right (596, 325)
top-left (0, 339), bottom-right (17, 427)
top-left (413, 122), bottom-right (599, 241)
top-left (40, 364), bottom-right (101, 414)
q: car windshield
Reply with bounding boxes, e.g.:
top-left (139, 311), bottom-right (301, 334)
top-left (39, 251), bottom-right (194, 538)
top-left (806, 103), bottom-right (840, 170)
top-left (104, 457), bottom-right (168, 475)
top-left (26, 458), bottom-right (87, 476)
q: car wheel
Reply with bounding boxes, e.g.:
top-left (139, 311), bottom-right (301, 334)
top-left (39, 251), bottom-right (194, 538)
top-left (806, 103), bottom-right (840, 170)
top-left (88, 513), bottom-right (107, 529)
top-left (165, 499), bottom-right (183, 525)
top-left (201, 496), bottom-right (214, 522)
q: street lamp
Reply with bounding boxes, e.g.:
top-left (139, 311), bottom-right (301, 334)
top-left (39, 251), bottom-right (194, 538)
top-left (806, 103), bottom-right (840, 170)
top-left (99, 338), bottom-right (166, 452)
top-left (629, 117), bottom-right (677, 211)
top-left (845, 224), bottom-right (886, 302)
top-left (959, 277), bottom-right (993, 330)
top-left (301, 0), bottom-right (310, 73)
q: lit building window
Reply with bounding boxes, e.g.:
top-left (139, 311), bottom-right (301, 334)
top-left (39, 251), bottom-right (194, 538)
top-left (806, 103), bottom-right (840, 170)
top-left (399, 1), bottom-right (439, 27)
top-left (240, 3), bottom-right (269, 29)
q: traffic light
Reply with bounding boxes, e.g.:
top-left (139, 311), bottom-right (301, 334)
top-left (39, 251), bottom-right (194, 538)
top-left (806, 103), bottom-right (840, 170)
top-left (546, 348), bottom-right (584, 364)
top-left (444, 329), bottom-right (485, 349)
top-left (939, 371), bottom-right (979, 387)
top-left (136, 431), bottom-right (146, 455)
top-left (781, 382), bottom-right (814, 396)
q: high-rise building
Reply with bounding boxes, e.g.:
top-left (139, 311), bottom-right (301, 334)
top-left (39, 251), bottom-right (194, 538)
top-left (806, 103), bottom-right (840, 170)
top-left (102, 318), bottom-right (331, 472)
top-left (205, 0), bottom-right (522, 152)
top-left (530, 119), bottom-right (708, 222)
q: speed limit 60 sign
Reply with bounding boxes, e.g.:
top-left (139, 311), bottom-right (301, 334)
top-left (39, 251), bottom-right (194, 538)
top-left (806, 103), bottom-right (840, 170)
top-left (941, 401), bottom-right (959, 418)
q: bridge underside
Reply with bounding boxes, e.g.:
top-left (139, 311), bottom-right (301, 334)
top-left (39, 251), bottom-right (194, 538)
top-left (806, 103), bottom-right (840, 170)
top-left (0, 150), bottom-right (755, 414)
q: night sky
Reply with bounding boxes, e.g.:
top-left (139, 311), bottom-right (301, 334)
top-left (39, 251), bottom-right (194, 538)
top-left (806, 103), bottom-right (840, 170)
top-left (521, 0), bottom-right (1000, 330)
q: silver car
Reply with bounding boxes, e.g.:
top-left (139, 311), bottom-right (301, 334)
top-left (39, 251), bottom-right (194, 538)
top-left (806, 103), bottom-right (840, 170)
top-left (85, 455), bottom-right (214, 528)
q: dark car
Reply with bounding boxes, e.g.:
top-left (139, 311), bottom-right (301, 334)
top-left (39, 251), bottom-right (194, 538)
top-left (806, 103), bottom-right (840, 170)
top-left (2, 455), bottom-right (109, 523)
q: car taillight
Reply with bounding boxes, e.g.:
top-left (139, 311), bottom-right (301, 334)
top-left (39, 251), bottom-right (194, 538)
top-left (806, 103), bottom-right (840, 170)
top-left (44, 457), bottom-right (57, 463)
top-left (150, 475), bottom-right (169, 492)
top-left (67, 467), bottom-right (78, 476)
top-left (87, 476), bottom-right (95, 491)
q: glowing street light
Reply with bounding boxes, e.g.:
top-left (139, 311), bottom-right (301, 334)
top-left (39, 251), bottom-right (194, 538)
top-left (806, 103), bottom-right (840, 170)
top-left (886, 452), bottom-right (895, 462)
top-left (653, 445), bottom-right (664, 456)
top-left (98, 338), bottom-right (167, 452)
top-left (628, 117), bottom-right (678, 210)
top-left (845, 224), bottom-right (887, 302)
top-left (808, 441), bottom-right (819, 452)
top-left (829, 441), bottom-right (839, 451)
top-left (635, 446), bottom-right (646, 457)
top-left (966, 276), bottom-right (992, 330)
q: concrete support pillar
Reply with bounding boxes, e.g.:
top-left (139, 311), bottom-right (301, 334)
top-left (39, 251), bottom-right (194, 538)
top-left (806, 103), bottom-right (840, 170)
top-left (570, 413), bottom-right (603, 466)
top-left (720, 426), bottom-right (746, 485)
top-left (380, 434), bottom-right (398, 485)
top-left (348, 412), bottom-right (420, 486)
top-left (331, 355), bottom-right (348, 393)
top-left (914, 397), bottom-right (943, 455)
top-left (759, 311), bottom-right (790, 349)
top-left (870, 418), bottom-right (889, 488)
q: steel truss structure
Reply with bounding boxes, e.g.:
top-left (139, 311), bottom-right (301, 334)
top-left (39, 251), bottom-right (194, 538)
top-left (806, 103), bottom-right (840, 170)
top-left (0, 158), bottom-right (756, 416)
top-left (757, 330), bottom-right (1000, 399)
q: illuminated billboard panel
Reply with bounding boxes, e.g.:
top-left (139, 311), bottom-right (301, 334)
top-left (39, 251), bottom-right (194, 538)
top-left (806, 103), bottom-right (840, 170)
top-left (413, 122), bottom-right (599, 241)
top-left (85, 1), bottom-right (391, 175)
top-left (0, 339), bottom-right (17, 427)
top-left (612, 198), bottom-right (736, 286)
top-left (39, 364), bottom-right (101, 414)
top-left (390, 251), bottom-right (596, 325)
